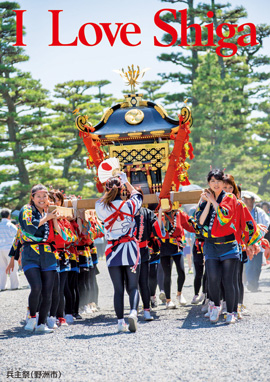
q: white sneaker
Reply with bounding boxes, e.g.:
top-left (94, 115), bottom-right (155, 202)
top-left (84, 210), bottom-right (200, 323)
top-left (221, 301), bottom-right (227, 315)
top-left (240, 304), bottom-right (248, 315)
top-left (166, 301), bottom-right (176, 309)
top-left (117, 322), bottom-right (128, 332)
top-left (128, 313), bottom-right (138, 332)
top-left (84, 305), bottom-right (93, 314)
top-left (194, 294), bottom-right (205, 305)
top-left (64, 314), bottom-right (74, 324)
top-left (90, 303), bottom-right (98, 312)
top-left (226, 313), bottom-right (236, 324)
top-left (24, 317), bottom-right (36, 332)
top-left (47, 316), bottom-right (58, 329)
top-left (201, 298), bottom-right (210, 313)
top-left (159, 291), bottom-right (166, 303)
top-left (150, 296), bottom-right (158, 308)
top-left (237, 310), bottom-right (243, 320)
top-left (191, 295), bottom-right (200, 304)
top-left (197, 293), bottom-right (205, 304)
top-left (79, 308), bottom-right (87, 316)
top-left (204, 301), bottom-right (214, 318)
top-left (35, 324), bottom-right (54, 333)
top-left (210, 306), bottom-right (221, 323)
top-left (26, 310), bottom-right (39, 324)
top-left (237, 304), bottom-right (243, 319)
top-left (177, 294), bottom-right (187, 306)
top-left (143, 310), bottom-right (154, 321)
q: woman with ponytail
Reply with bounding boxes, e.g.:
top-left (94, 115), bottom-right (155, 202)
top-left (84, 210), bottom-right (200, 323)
top-left (95, 173), bottom-right (142, 333)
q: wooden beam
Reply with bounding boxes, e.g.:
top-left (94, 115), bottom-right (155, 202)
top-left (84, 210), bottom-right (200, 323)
top-left (63, 190), bottom-right (202, 209)
top-left (64, 199), bottom-right (98, 209)
top-left (172, 190), bottom-right (202, 204)
top-left (48, 205), bottom-right (74, 218)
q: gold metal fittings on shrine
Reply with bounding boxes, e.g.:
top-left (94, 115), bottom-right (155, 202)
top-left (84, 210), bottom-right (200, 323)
top-left (75, 115), bottom-right (93, 132)
top-left (125, 109), bottom-right (144, 125)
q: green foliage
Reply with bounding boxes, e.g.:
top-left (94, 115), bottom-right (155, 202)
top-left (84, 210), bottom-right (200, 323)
top-left (1, 0), bottom-right (270, 209)
top-left (157, 0), bottom-right (270, 199)
top-left (48, 79), bottom-right (114, 198)
top-left (0, 2), bottom-right (54, 208)
top-left (0, 4), bottom-right (109, 208)
top-left (242, 91), bottom-right (270, 199)
top-left (139, 80), bottom-right (168, 102)
top-left (187, 53), bottom-right (246, 183)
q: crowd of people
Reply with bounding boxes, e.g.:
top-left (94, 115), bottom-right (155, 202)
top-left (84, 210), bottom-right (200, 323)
top-left (1, 168), bottom-right (270, 333)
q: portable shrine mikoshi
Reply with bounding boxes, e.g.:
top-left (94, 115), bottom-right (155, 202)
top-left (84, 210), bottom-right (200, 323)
top-left (74, 65), bottom-right (201, 210)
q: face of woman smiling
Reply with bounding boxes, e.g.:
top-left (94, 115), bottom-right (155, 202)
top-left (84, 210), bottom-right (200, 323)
top-left (208, 176), bottom-right (224, 196)
top-left (223, 183), bottom-right (234, 193)
top-left (32, 191), bottom-right (49, 212)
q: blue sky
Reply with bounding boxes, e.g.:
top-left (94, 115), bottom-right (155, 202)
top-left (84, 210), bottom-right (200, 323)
top-left (12, 0), bottom-right (270, 98)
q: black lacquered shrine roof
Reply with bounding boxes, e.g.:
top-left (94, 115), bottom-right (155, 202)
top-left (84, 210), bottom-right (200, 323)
top-left (92, 95), bottom-right (179, 143)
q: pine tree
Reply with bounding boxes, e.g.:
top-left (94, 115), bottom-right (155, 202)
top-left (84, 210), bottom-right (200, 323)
top-left (157, 0), bottom-right (270, 196)
top-left (0, 2), bottom-right (52, 208)
top-left (49, 80), bottom-right (114, 197)
top-left (157, 0), bottom-right (248, 86)
top-left (231, 88), bottom-right (270, 199)
top-left (139, 80), bottom-right (168, 102)
top-left (187, 53), bottom-right (248, 185)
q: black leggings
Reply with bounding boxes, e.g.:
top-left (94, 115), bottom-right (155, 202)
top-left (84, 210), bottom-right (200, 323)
top-left (24, 268), bottom-right (56, 325)
top-left (50, 272), bottom-right (60, 317)
top-left (206, 258), bottom-right (238, 313)
top-left (157, 262), bottom-right (164, 291)
top-left (193, 244), bottom-right (205, 296)
top-left (88, 266), bottom-right (99, 305)
top-left (238, 261), bottom-right (244, 304)
top-left (149, 263), bottom-right (158, 297)
top-left (68, 271), bottom-right (80, 315)
top-left (139, 261), bottom-right (150, 310)
top-left (233, 260), bottom-right (240, 312)
top-left (64, 275), bottom-right (73, 315)
top-left (161, 255), bottom-right (185, 300)
top-left (108, 265), bottom-right (140, 319)
top-left (78, 270), bottom-right (89, 308)
top-left (57, 272), bottom-right (68, 318)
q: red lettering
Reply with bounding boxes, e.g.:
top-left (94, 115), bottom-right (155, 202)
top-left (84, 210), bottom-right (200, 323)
top-left (204, 23), bottom-right (216, 46)
top-left (216, 23), bottom-right (237, 57)
top-left (49, 10), bottom-right (78, 46)
top-left (204, 12), bottom-right (216, 46)
top-left (237, 23), bottom-right (258, 47)
top-left (120, 23), bottom-right (141, 46)
top-left (12, 10), bottom-right (26, 46)
top-left (100, 23), bottom-right (123, 46)
top-left (154, 9), bottom-right (178, 47)
top-left (179, 9), bottom-right (203, 47)
top-left (78, 23), bottom-right (103, 46)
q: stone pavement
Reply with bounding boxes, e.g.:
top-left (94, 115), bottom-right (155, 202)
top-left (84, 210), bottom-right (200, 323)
top-left (0, 260), bottom-right (270, 382)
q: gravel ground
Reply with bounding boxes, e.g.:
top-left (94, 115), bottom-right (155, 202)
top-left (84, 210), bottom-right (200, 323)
top-left (0, 260), bottom-right (270, 382)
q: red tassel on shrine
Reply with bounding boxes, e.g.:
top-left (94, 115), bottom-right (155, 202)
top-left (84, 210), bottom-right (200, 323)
top-left (188, 142), bottom-right (194, 160)
top-left (181, 178), bottom-right (191, 186)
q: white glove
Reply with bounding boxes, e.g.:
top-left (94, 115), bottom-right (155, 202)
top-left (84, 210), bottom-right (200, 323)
top-left (119, 171), bottom-right (128, 184)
